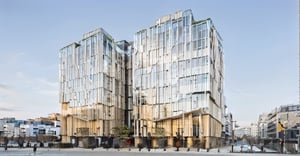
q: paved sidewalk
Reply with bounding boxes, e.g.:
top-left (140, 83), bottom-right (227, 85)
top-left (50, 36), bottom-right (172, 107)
top-left (1, 146), bottom-right (281, 154)
top-left (86, 146), bottom-right (234, 153)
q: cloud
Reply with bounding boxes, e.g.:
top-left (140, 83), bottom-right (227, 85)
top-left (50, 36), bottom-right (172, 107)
top-left (0, 84), bottom-right (16, 97)
top-left (8, 52), bottom-right (25, 62)
top-left (39, 90), bottom-right (58, 96)
top-left (36, 78), bottom-right (58, 88)
top-left (31, 78), bottom-right (58, 96)
top-left (0, 52), bottom-right (25, 66)
top-left (0, 84), bottom-right (9, 89)
top-left (0, 106), bottom-right (17, 112)
top-left (16, 71), bottom-right (25, 79)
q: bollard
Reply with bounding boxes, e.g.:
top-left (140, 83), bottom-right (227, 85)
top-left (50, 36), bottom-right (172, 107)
top-left (231, 145), bottom-right (234, 152)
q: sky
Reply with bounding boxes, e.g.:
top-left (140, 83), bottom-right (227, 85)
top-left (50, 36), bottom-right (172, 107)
top-left (0, 0), bottom-right (298, 126)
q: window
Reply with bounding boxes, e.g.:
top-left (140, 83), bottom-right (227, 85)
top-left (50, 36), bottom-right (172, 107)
top-left (179, 78), bottom-right (186, 88)
top-left (192, 94), bottom-right (198, 109)
top-left (186, 59), bottom-right (191, 75)
top-left (186, 42), bottom-right (190, 52)
top-left (185, 27), bottom-right (190, 41)
top-left (178, 60), bottom-right (185, 77)
top-left (178, 20), bottom-right (183, 43)
top-left (192, 25), bottom-right (197, 41)
top-left (193, 117), bottom-right (199, 137)
top-left (172, 22), bottom-right (177, 45)
top-left (171, 62), bottom-right (178, 79)
top-left (199, 56), bottom-right (208, 66)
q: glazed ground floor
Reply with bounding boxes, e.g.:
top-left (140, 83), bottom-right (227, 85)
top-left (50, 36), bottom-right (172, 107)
top-left (61, 102), bottom-right (126, 144)
top-left (134, 112), bottom-right (223, 149)
top-left (61, 105), bottom-right (223, 149)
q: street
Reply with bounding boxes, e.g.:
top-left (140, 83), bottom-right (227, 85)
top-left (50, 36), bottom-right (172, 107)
top-left (0, 148), bottom-right (285, 156)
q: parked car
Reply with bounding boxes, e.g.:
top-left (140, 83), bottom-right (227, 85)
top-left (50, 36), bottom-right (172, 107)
top-left (7, 141), bottom-right (19, 148)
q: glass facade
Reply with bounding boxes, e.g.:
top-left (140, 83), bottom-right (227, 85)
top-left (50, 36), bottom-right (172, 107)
top-left (59, 10), bottom-right (224, 148)
top-left (132, 11), bottom-right (224, 148)
top-left (133, 10), bottom-right (224, 121)
top-left (59, 28), bottom-right (132, 139)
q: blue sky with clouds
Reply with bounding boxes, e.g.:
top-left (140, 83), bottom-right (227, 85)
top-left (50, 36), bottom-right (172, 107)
top-left (0, 0), bottom-right (298, 126)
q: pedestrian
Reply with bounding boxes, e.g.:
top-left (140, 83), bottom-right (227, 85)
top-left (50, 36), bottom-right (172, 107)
top-left (33, 144), bottom-right (37, 153)
top-left (175, 140), bottom-right (180, 151)
top-left (127, 139), bottom-right (131, 151)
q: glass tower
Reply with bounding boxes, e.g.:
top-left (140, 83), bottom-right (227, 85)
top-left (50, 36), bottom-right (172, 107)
top-left (133, 10), bottom-right (224, 148)
top-left (59, 28), bottom-right (132, 144)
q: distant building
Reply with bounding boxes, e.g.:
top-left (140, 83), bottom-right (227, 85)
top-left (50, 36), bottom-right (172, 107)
top-left (224, 112), bottom-right (233, 144)
top-left (249, 123), bottom-right (258, 137)
top-left (233, 123), bottom-right (257, 139)
top-left (222, 104), bottom-right (233, 144)
top-left (259, 104), bottom-right (300, 144)
top-left (3, 123), bottom-right (15, 137)
top-left (0, 116), bottom-right (61, 142)
top-left (257, 113), bottom-right (268, 139)
top-left (234, 127), bottom-right (250, 138)
top-left (0, 120), bottom-right (4, 136)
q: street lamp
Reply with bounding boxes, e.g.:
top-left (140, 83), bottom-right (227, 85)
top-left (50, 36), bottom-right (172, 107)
top-left (231, 120), bottom-right (237, 144)
top-left (230, 120), bottom-right (237, 153)
top-left (297, 127), bottom-right (300, 154)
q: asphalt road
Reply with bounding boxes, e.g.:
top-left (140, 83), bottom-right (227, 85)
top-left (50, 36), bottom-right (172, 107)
top-left (0, 148), bottom-right (285, 156)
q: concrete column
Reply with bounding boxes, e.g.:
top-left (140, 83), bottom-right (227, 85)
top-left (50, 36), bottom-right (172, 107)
top-left (61, 116), bottom-right (68, 143)
top-left (206, 137), bottom-right (210, 149)
top-left (99, 119), bottom-right (103, 136)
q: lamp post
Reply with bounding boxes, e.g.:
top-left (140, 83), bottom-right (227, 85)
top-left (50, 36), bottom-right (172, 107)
top-left (297, 127), bottom-right (300, 154)
top-left (282, 119), bottom-right (288, 154)
top-left (230, 120), bottom-right (236, 153)
top-left (231, 120), bottom-right (236, 144)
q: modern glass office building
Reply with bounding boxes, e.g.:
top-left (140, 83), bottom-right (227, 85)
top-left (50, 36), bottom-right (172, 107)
top-left (59, 28), bottom-right (132, 145)
top-left (133, 10), bottom-right (224, 148)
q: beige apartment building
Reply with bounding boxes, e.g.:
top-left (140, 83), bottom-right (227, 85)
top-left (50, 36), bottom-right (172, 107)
top-left (133, 10), bottom-right (224, 149)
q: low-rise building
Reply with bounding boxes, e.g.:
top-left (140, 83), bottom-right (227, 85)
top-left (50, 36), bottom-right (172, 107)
top-left (234, 127), bottom-right (250, 138)
top-left (259, 104), bottom-right (300, 145)
top-left (0, 115), bottom-right (61, 142)
top-left (223, 109), bottom-right (233, 144)
top-left (249, 123), bottom-right (258, 137)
